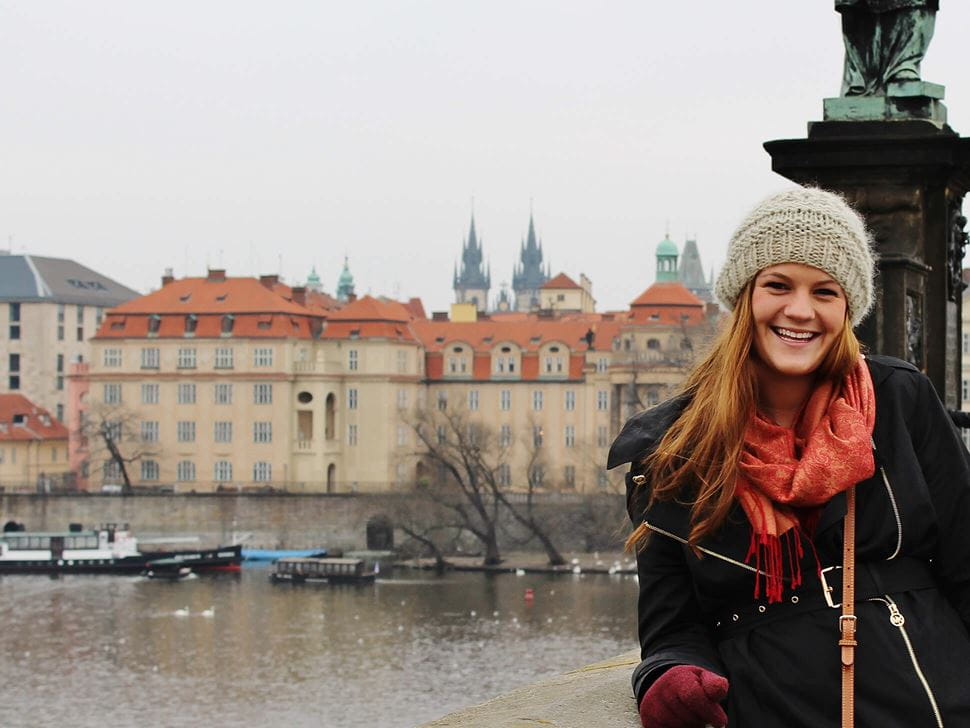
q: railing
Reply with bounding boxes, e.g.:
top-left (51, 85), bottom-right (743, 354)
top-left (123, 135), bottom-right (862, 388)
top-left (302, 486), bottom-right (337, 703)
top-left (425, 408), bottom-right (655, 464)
top-left (293, 361), bottom-right (317, 373)
top-left (295, 439), bottom-right (314, 451)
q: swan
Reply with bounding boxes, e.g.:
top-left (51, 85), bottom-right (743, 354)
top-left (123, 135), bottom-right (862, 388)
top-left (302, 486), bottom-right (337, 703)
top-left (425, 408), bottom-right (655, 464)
top-left (200, 606), bottom-right (215, 618)
top-left (173, 606), bottom-right (189, 617)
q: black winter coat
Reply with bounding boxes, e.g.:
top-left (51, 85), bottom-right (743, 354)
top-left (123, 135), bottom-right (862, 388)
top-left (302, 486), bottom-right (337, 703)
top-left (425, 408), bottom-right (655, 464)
top-left (607, 355), bottom-right (970, 727)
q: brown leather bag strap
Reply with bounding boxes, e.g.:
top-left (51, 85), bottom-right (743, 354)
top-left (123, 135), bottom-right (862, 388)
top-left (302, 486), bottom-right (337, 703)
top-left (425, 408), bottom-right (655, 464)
top-left (840, 486), bottom-right (857, 728)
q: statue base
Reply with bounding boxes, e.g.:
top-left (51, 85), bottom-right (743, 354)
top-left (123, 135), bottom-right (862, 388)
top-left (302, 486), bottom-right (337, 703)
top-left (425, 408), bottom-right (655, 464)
top-left (765, 122), bottom-right (970, 406)
top-left (821, 81), bottom-right (947, 128)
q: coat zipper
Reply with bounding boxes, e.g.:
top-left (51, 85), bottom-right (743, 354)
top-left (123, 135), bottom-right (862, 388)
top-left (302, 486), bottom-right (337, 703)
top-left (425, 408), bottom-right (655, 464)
top-left (643, 521), bottom-right (773, 578)
top-left (872, 440), bottom-right (903, 560)
top-left (869, 595), bottom-right (943, 727)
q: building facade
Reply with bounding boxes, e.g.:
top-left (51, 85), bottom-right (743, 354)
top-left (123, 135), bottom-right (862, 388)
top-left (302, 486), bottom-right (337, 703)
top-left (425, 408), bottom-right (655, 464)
top-left (0, 393), bottom-right (71, 491)
top-left (0, 254), bottom-right (139, 422)
top-left (72, 256), bottom-right (718, 494)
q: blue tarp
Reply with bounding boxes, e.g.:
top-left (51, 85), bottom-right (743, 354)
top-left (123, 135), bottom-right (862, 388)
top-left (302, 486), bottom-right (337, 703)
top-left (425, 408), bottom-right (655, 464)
top-left (242, 548), bottom-right (328, 562)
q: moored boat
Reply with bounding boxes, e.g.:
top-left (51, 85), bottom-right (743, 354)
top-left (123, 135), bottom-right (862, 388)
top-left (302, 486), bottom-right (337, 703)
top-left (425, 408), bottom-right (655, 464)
top-left (0, 523), bottom-right (242, 575)
top-left (270, 557), bottom-right (376, 585)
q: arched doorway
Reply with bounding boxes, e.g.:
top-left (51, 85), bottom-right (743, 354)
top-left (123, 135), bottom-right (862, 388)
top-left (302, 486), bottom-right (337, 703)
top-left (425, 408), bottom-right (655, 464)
top-left (366, 515), bottom-right (394, 550)
top-left (326, 463), bottom-right (336, 493)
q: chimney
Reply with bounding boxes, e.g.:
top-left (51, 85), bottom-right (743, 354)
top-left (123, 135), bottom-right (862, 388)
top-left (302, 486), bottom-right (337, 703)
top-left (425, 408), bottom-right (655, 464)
top-left (161, 267), bottom-right (175, 287)
top-left (207, 268), bottom-right (227, 282)
top-left (291, 286), bottom-right (307, 306)
top-left (259, 274), bottom-right (280, 289)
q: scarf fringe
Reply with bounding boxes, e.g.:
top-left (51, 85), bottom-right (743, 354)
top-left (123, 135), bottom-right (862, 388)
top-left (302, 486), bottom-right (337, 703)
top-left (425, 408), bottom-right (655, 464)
top-left (745, 526), bottom-right (808, 604)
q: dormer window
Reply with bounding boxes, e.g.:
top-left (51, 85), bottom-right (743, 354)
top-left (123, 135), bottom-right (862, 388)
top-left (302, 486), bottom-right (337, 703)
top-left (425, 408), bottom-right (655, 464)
top-left (147, 314), bottom-right (161, 335)
top-left (13, 414), bottom-right (26, 425)
top-left (184, 314), bottom-right (198, 336)
top-left (221, 314), bottom-right (235, 335)
top-left (216, 294), bottom-right (228, 302)
top-left (179, 293), bottom-right (191, 303)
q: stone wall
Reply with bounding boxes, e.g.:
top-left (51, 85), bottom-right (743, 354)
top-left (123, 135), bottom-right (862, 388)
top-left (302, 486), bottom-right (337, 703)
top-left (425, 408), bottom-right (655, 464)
top-left (0, 492), bottom-right (629, 553)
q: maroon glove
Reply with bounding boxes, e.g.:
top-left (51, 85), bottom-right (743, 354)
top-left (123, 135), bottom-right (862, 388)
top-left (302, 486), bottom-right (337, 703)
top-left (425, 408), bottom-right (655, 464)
top-left (638, 665), bottom-right (729, 728)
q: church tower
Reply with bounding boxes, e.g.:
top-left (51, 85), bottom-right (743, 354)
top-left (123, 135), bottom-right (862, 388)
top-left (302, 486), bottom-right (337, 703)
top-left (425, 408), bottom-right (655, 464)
top-left (678, 237), bottom-right (713, 302)
top-left (336, 256), bottom-right (355, 302)
top-left (655, 233), bottom-right (679, 282)
top-left (453, 216), bottom-right (490, 311)
top-left (512, 214), bottom-right (550, 311)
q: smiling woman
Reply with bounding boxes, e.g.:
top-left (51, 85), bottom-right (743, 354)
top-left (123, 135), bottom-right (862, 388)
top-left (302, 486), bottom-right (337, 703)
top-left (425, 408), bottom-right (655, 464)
top-left (608, 186), bottom-right (970, 728)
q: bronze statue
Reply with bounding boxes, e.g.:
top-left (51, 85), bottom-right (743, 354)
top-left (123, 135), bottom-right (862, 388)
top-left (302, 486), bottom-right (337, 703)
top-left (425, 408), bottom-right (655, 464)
top-left (836, 1), bottom-right (939, 96)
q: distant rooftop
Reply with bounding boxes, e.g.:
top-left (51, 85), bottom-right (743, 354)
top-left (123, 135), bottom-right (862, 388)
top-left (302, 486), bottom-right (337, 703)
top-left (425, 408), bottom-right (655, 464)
top-left (0, 253), bottom-right (140, 306)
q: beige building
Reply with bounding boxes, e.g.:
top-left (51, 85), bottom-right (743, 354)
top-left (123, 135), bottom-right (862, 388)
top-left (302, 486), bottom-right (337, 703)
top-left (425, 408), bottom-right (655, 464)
top-left (0, 393), bottom-right (71, 491)
top-left (0, 254), bottom-right (139, 422)
top-left (72, 262), bottom-right (718, 494)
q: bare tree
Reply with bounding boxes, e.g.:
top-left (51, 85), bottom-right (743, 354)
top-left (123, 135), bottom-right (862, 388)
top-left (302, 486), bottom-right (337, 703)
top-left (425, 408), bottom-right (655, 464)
top-left (407, 405), bottom-right (567, 566)
top-left (77, 403), bottom-right (159, 493)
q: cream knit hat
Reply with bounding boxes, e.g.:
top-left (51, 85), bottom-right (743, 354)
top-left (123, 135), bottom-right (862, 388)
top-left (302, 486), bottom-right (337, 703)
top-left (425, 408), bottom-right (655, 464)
top-left (714, 186), bottom-right (875, 327)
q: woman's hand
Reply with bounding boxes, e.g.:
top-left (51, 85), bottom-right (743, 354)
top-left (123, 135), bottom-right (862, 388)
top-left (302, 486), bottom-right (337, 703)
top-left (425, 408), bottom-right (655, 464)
top-left (638, 664), bottom-right (729, 728)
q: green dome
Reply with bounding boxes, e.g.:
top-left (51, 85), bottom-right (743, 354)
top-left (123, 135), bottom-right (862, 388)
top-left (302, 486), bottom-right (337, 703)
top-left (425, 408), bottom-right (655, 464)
top-left (656, 236), bottom-right (678, 257)
top-left (306, 266), bottom-right (321, 287)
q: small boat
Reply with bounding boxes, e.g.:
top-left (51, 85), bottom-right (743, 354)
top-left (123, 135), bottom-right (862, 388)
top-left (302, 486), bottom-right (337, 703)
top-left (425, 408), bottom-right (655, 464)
top-left (145, 560), bottom-right (193, 581)
top-left (270, 557), bottom-right (376, 585)
top-left (242, 548), bottom-right (328, 562)
top-left (0, 523), bottom-right (242, 575)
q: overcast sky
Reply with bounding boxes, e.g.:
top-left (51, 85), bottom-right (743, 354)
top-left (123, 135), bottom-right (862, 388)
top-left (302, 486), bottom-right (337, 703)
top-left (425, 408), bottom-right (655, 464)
top-left (2, 2), bottom-right (969, 313)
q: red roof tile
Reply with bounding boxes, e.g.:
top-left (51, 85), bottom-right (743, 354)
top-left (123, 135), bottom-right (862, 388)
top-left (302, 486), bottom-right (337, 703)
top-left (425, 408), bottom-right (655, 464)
top-left (541, 273), bottom-right (581, 290)
top-left (0, 394), bottom-right (68, 442)
top-left (112, 276), bottom-right (311, 315)
top-left (327, 295), bottom-right (413, 323)
top-left (631, 282), bottom-right (705, 308)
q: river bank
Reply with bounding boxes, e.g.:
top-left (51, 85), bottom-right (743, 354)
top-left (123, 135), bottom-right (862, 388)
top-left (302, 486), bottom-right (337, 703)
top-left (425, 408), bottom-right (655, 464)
top-left (397, 550), bottom-right (637, 575)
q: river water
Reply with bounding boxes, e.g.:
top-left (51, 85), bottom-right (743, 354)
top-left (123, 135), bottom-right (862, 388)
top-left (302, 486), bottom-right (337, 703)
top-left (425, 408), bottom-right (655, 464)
top-left (0, 566), bottom-right (638, 728)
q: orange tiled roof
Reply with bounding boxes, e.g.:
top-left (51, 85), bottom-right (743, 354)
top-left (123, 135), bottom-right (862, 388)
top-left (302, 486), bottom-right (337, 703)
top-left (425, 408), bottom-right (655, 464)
top-left (111, 276), bottom-right (312, 315)
top-left (541, 273), bottom-right (581, 290)
top-left (412, 317), bottom-right (602, 353)
top-left (327, 295), bottom-right (413, 323)
top-left (631, 281), bottom-right (704, 308)
top-left (0, 394), bottom-right (68, 442)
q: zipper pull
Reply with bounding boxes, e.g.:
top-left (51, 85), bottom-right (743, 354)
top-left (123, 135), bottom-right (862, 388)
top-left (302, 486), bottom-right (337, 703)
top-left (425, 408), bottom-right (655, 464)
top-left (887, 601), bottom-right (905, 627)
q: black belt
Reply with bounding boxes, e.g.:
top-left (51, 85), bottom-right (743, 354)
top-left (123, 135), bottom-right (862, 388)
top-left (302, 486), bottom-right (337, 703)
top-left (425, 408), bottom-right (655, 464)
top-left (712, 557), bottom-right (937, 639)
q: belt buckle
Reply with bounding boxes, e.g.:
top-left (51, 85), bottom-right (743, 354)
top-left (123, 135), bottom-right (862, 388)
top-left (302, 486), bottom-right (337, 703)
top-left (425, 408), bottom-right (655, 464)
top-left (820, 565), bottom-right (842, 608)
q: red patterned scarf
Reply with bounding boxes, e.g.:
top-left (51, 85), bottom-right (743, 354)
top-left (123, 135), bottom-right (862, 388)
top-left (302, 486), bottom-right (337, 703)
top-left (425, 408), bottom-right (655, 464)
top-left (736, 355), bottom-right (876, 603)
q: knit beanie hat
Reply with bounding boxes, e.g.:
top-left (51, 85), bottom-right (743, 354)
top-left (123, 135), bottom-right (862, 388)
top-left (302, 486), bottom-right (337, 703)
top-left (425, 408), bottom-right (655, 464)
top-left (714, 186), bottom-right (876, 327)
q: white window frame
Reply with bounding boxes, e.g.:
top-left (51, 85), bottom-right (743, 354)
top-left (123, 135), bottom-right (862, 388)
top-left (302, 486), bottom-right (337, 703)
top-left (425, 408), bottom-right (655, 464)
top-left (214, 382), bottom-right (233, 405)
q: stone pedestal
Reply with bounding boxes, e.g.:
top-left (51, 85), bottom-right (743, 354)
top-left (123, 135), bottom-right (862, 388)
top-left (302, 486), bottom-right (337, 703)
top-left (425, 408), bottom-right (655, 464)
top-left (765, 121), bottom-right (970, 406)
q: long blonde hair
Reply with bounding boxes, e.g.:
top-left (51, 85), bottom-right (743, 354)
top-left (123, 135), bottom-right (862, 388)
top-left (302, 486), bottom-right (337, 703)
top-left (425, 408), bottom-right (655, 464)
top-left (625, 279), bottom-right (861, 551)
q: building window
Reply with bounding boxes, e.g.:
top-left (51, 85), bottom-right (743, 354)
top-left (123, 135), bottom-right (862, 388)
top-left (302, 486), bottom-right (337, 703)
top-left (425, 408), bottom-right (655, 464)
top-left (103, 383), bottom-right (122, 404)
top-left (221, 314), bottom-right (234, 336)
top-left (176, 420), bottom-right (196, 443)
top-left (497, 463), bottom-right (511, 486)
top-left (141, 347), bottom-right (160, 369)
top-left (564, 465), bottom-right (576, 488)
top-left (177, 383), bottom-right (196, 405)
top-left (468, 390), bottom-right (479, 411)
top-left (184, 314), bottom-right (197, 336)
top-left (532, 391), bottom-right (543, 411)
top-left (530, 464), bottom-right (544, 489)
top-left (56, 404), bottom-right (64, 422)
top-left (597, 471), bottom-right (610, 489)
top-left (177, 347), bottom-right (197, 369)
top-left (348, 424), bottom-right (358, 446)
top-left (141, 421), bottom-right (159, 442)
top-left (148, 314), bottom-right (161, 335)
top-left (437, 391), bottom-right (448, 411)
top-left (397, 350), bottom-right (408, 373)
top-left (214, 383), bottom-right (233, 405)
top-left (397, 425), bottom-right (408, 447)
top-left (647, 338), bottom-right (661, 350)
top-left (348, 349), bottom-right (358, 371)
top-left (597, 425), bottom-right (608, 448)
top-left (348, 388), bottom-right (358, 410)
top-left (254, 383), bottom-right (273, 404)
top-left (176, 460), bottom-right (196, 482)
top-left (253, 461), bottom-right (272, 482)
top-left (214, 460), bottom-right (233, 482)
top-left (500, 389), bottom-right (511, 411)
top-left (564, 425), bottom-right (575, 448)
top-left (253, 421), bottom-right (272, 443)
top-left (141, 383), bottom-right (159, 405)
top-left (214, 421), bottom-right (232, 443)
top-left (76, 325), bottom-right (84, 342)
top-left (533, 425), bottom-right (543, 447)
top-left (141, 459), bottom-right (159, 481)
top-left (436, 425), bottom-right (446, 445)
top-left (253, 347), bottom-right (274, 367)
top-left (647, 389), bottom-right (660, 406)
top-left (214, 347), bottom-right (234, 369)
top-left (96, 307), bottom-right (104, 327)
top-left (9, 302), bottom-right (20, 340)
top-left (964, 333), bottom-right (970, 355)
top-left (397, 389), bottom-right (408, 409)
top-left (103, 348), bottom-right (122, 367)
top-left (597, 390), bottom-right (608, 411)
top-left (500, 424), bottom-right (512, 448)
top-left (56, 353), bottom-right (64, 391)
top-left (596, 357), bottom-right (608, 373)
top-left (564, 391), bottom-right (575, 411)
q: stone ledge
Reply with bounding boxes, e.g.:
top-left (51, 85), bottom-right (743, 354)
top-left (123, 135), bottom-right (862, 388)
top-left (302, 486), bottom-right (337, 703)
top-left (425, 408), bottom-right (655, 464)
top-left (419, 649), bottom-right (641, 728)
